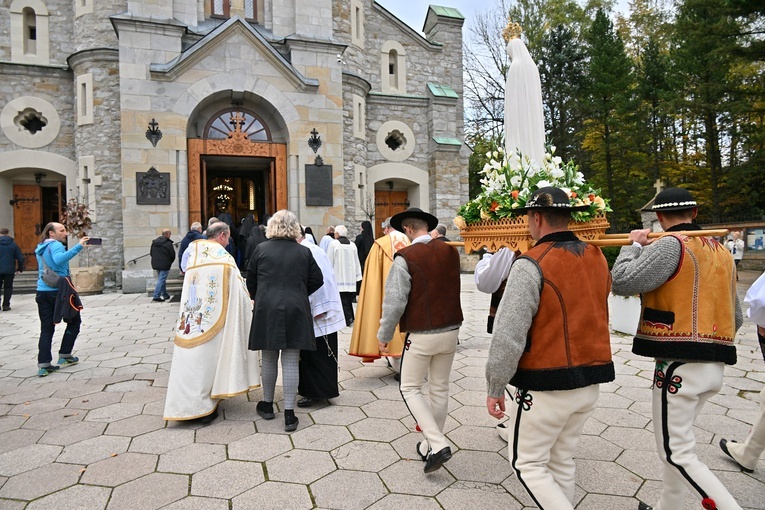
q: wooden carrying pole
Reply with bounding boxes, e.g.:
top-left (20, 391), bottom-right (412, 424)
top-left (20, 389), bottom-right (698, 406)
top-left (447, 230), bottom-right (729, 249)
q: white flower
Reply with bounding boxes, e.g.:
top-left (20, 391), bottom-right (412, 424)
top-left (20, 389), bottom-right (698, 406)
top-left (552, 156), bottom-right (562, 166)
top-left (492, 151), bottom-right (499, 160)
top-left (574, 172), bottom-right (585, 185)
top-left (510, 175), bottom-right (521, 187)
top-left (550, 145), bottom-right (556, 154)
top-left (551, 167), bottom-right (565, 179)
top-left (485, 151), bottom-right (492, 159)
top-left (536, 179), bottom-right (552, 189)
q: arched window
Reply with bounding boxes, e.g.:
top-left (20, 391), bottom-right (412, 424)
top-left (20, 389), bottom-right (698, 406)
top-left (204, 108), bottom-right (271, 141)
top-left (23, 7), bottom-right (36, 55)
top-left (10, 0), bottom-right (49, 64)
top-left (381, 41), bottom-right (406, 94)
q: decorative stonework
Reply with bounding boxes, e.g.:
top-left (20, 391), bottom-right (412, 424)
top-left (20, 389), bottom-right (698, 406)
top-left (375, 120), bottom-right (415, 162)
top-left (136, 167), bottom-right (170, 204)
top-left (0, 96), bottom-right (61, 148)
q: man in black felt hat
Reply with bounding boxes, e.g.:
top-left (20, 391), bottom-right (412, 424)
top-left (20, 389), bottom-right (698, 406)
top-left (377, 207), bottom-right (463, 474)
top-left (611, 187), bottom-right (743, 510)
top-left (485, 186), bottom-right (614, 509)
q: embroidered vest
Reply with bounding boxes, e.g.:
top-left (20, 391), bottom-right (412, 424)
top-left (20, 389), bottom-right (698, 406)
top-left (635, 235), bottom-right (737, 365)
top-left (514, 239), bottom-right (614, 391)
top-left (396, 241), bottom-right (463, 332)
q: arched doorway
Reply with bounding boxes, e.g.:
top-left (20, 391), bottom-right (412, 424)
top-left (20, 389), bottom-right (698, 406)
top-left (187, 107), bottom-right (287, 227)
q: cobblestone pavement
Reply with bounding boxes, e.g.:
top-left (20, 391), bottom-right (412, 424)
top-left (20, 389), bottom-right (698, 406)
top-left (0, 271), bottom-right (762, 510)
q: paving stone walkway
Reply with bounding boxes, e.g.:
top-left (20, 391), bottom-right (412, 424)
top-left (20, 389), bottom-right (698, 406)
top-left (0, 271), bottom-right (762, 509)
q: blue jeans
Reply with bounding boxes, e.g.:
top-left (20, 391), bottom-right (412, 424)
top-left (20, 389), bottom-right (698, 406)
top-left (153, 270), bottom-right (170, 299)
top-left (36, 291), bottom-right (81, 367)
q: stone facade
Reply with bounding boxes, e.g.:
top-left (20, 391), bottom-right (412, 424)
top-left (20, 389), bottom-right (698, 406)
top-left (0, 0), bottom-right (469, 292)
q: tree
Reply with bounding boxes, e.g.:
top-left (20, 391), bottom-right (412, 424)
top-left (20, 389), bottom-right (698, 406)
top-left (582, 8), bottom-right (637, 228)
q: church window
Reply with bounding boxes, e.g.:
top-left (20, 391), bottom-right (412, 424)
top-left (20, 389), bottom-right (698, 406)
top-left (244, 0), bottom-right (255, 20)
top-left (76, 73), bottom-right (94, 125)
top-left (211, 0), bottom-right (230, 18)
top-left (385, 130), bottom-right (406, 151)
top-left (380, 41), bottom-right (406, 94)
top-left (204, 108), bottom-right (271, 141)
top-left (15, 108), bottom-right (47, 134)
top-left (352, 94), bottom-right (365, 139)
top-left (10, 0), bottom-right (50, 64)
top-left (351, 0), bottom-right (364, 47)
top-left (23, 8), bottom-right (37, 55)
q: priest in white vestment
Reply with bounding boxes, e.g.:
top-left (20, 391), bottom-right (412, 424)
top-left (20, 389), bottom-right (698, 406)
top-left (326, 225), bottom-right (362, 327)
top-left (164, 222), bottom-right (260, 423)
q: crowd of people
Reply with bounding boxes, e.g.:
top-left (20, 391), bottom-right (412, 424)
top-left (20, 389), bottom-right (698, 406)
top-left (18, 186), bottom-right (764, 509)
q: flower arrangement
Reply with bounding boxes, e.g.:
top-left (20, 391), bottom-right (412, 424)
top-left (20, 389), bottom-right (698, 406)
top-left (455, 146), bottom-right (611, 228)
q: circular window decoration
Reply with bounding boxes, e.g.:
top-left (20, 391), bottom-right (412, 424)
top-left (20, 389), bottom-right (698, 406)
top-left (1, 96), bottom-right (61, 149)
top-left (204, 107), bottom-right (271, 141)
top-left (376, 121), bottom-right (415, 162)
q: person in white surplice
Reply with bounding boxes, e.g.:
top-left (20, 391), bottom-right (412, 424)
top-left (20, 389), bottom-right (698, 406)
top-left (164, 221), bottom-right (260, 424)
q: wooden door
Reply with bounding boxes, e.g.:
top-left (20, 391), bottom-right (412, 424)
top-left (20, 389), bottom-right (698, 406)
top-left (12, 185), bottom-right (43, 271)
top-left (374, 190), bottom-right (409, 238)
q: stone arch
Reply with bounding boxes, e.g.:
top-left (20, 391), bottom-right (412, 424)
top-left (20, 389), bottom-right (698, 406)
top-left (10, 0), bottom-right (50, 65)
top-left (367, 162), bottom-right (428, 209)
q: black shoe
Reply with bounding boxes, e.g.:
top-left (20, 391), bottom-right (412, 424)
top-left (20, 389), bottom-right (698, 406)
top-left (719, 438), bottom-right (754, 473)
top-left (256, 401), bottom-right (275, 420)
top-left (424, 446), bottom-right (451, 473)
top-left (297, 397), bottom-right (315, 408)
top-left (638, 502), bottom-right (653, 510)
top-left (2, 305), bottom-right (10, 311)
top-left (152, 297), bottom-right (165, 303)
top-left (415, 441), bottom-right (429, 462)
top-left (393, 373), bottom-right (400, 382)
top-left (285, 410), bottom-right (299, 432)
top-left (197, 408), bottom-right (219, 425)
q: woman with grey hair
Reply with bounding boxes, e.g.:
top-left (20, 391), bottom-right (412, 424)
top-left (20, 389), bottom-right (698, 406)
top-left (247, 210), bottom-right (324, 431)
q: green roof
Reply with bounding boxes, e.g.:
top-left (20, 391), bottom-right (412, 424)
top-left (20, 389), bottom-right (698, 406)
top-left (427, 83), bottom-right (459, 99)
top-left (428, 5), bottom-right (465, 20)
top-left (433, 137), bottom-right (463, 146)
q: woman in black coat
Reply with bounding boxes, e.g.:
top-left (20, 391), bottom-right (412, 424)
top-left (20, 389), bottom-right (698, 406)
top-left (354, 220), bottom-right (375, 295)
top-left (247, 210), bottom-right (323, 432)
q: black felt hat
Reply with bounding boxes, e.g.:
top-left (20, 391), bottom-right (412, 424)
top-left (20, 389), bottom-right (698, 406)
top-left (515, 187), bottom-right (589, 213)
top-left (390, 207), bottom-right (439, 232)
top-left (643, 187), bottom-right (698, 212)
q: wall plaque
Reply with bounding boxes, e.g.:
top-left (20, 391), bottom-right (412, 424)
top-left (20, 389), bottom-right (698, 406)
top-left (136, 166), bottom-right (170, 205)
top-left (305, 164), bottom-right (333, 206)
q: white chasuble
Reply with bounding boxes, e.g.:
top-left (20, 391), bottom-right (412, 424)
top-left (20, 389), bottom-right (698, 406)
top-left (164, 240), bottom-right (260, 420)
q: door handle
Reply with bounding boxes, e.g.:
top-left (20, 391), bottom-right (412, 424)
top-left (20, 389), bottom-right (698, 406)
top-left (35, 224), bottom-right (42, 236)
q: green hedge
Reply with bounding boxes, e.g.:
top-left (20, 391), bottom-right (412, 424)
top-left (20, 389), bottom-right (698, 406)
top-left (600, 246), bottom-right (621, 270)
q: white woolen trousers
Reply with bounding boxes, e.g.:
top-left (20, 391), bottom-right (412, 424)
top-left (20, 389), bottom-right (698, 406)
top-left (399, 329), bottom-right (459, 454)
top-left (507, 384), bottom-right (599, 510)
top-left (651, 362), bottom-right (741, 510)
top-left (726, 385), bottom-right (765, 471)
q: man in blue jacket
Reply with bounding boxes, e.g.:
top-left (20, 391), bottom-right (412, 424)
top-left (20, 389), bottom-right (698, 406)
top-left (34, 223), bottom-right (89, 377)
top-left (177, 222), bottom-right (204, 272)
top-left (0, 227), bottom-right (24, 311)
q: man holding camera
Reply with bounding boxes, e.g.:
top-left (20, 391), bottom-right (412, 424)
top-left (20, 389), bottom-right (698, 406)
top-left (34, 222), bottom-right (89, 377)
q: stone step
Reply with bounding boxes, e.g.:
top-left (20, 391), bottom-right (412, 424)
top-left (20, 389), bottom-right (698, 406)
top-left (9, 272), bottom-right (39, 294)
top-left (146, 278), bottom-right (184, 297)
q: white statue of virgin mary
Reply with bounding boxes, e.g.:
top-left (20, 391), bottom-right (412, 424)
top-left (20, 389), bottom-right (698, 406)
top-left (503, 22), bottom-right (546, 166)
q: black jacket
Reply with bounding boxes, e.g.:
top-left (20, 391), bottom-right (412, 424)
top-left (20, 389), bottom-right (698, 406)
top-left (150, 236), bottom-right (176, 271)
top-left (178, 230), bottom-right (204, 266)
top-left (247, 238), bottom-right (324, 351)
top-left (0, 236), bottom-right (24, 274)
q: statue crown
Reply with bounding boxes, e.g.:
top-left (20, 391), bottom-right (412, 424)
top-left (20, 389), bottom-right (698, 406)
top-left (503, 21), bottom-right (523, 42)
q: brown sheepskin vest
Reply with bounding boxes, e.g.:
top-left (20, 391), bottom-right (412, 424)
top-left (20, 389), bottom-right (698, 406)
top-left (635, 235), bottom-right (737, 365)
top-left (396, 240), bottom-right (463, 332)
top-left (513, 233), bottom-right (614, 391)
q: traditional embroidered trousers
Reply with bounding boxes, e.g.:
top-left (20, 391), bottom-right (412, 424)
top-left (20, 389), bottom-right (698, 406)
top-left (726, 385), bottom-right (765, 471)
top-left (399, 329), bottom-right (459, 454)
top-left (651, 362), bottom-right (741, 510)
top-left (507, 384), bottom-right (599, 510)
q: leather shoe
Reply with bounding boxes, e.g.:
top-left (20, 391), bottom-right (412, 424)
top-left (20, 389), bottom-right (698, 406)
top-left (197, 408), bottom-right (218, 425)
top-left (720, 438), bottom-right (754, 473)
top-left (424, 446), bottom-right (451, 473)
top-left (638, 502), bottom-right (653, 510)
top-left (415, 441), bottom-right (429, 462)
top-left (285, 411), bottom-right (299, 432)
top-left (297, 397), bottom-right (315, 408)
top-left (256, 401), bottom-right (275, 420)
top-left (393, 373), bottom-right (400, 382)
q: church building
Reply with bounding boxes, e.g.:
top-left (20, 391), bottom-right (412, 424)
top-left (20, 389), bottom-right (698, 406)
top-left (0, 0), bottom-right (469, 291)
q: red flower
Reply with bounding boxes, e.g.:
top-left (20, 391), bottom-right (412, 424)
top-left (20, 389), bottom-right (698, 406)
top-left (511, 190), bottom-right (520, 200)
top-left (489, 201), bottom-right (500, 212)
top-left (570, 191), bottom-right (577, 198)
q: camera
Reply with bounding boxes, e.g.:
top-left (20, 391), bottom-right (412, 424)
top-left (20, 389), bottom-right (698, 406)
top-left (86, 237), bottom-right (103, 245)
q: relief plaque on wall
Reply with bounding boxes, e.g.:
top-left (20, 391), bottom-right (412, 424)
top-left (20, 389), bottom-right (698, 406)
top-left (305, 163), bottom-right (333, 206)
top-left (136, 166), bottom-right (170, 205)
